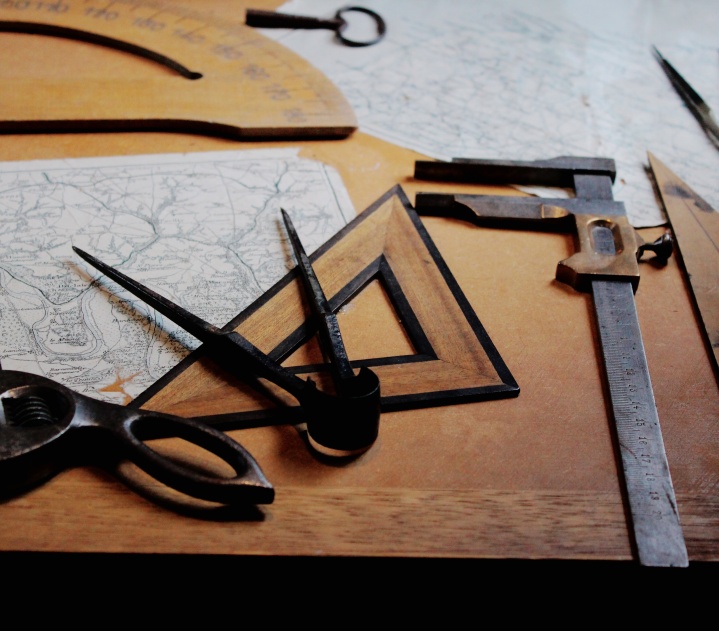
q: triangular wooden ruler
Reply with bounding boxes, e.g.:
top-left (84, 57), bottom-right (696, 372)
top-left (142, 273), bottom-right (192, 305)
top-left (648, 152), bottom-right (719, 380)
top-left (135, 186), bottom-right (519, 428)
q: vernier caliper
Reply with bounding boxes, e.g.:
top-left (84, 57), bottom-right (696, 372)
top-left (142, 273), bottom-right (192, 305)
top-left (414, 155), bottom-right (687, 567)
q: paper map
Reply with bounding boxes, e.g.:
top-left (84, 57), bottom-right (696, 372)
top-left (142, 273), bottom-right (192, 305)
top-left (0, 149), bottom-right (354, 404)
top-left (264, 0), bottom-right (719, 227)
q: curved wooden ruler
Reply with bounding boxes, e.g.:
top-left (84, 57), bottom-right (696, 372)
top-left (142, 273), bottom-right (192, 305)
top-left (0, 0), bottom-right (356, 139)
top-left (135, 186), bottom-right (519, 428)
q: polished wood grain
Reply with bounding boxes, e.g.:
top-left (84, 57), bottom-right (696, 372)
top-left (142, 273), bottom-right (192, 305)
top-left (0, 0), bottom-right (717, 564)
top-left (0, 1), bottom-right (356, 138)
top-left (139, 185), bottom-right (518, 424)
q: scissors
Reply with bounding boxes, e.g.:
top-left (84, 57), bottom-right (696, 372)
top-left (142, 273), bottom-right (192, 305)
top-left (653, 46), bottom-right (719, 149)
top-left (246, 5), bottom-right (386, 47)
top-left (72, 214), bottom-right (382, 459)
top-left (0, 369), bottom-right (274, 505)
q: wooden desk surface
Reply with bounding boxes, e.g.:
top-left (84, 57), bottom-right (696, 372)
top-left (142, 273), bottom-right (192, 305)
top-left (0, 0), bottom-right (717, 570)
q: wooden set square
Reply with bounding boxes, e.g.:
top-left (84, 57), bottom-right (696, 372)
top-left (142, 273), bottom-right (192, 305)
top-left (135, 186), bottom-right (519, 428)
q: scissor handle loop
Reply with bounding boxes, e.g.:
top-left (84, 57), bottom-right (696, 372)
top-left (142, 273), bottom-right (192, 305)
top-left (116, 412), bottom-right (274, 505)
top-left (334, 6), bottom-right (386, 47)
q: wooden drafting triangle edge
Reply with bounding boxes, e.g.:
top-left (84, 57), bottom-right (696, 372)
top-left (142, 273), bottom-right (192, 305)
top-left (135, 185), bottom-right (519, 428)
top-left (648, 152), bottom-right (719, 380)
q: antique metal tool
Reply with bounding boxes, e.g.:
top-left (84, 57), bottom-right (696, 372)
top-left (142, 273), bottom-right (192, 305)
top-left (653, 46), bottom-right (719, 150)
top-left (72, 245), bottom-right (381, 458)
top-left (414, 155), bottom-right (688, 567)
top-left (246, 5), bottom-right (386, 47)
top-left (0, 1), bottom-right (356, 138)
top-left (0, 369), bottom-right (274, 505)
top-left (648, 152), bottom-right (719, 380)
top-left (135, 186), bottom-right (517, 428)
top-left (281, 209), bottom-right (381, 455)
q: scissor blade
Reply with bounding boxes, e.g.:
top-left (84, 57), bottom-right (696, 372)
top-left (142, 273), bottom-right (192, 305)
top-left (281, 209), bottom-right (355, 384)
top-left (653, 46), bottom-right (719, 147)
top-left (648, 152), bottom-right (719, 379)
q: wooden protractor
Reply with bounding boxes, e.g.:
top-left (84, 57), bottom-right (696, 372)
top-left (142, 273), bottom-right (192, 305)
top-left (0, 0), bottom-right (356, 139)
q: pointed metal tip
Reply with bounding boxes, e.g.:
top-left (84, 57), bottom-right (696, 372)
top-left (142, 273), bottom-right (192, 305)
top-left (72, 245), bottom-right (94, 264)
top-left (72, 245), bottom-right (93, 258)
top-left (280, 207), bottom-right (295, 231)
top-left (652, 46), bottom-right (674, 73)
top-left (72, 246), bottom-right (107, 273)
top-left (280, 209), bottom-right (303, 250)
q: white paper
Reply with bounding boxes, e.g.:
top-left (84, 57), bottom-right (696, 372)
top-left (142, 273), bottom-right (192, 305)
top-left (0, 149), bottom-right (354, 403)
top-left (261, 0), bottom-right (719, 227)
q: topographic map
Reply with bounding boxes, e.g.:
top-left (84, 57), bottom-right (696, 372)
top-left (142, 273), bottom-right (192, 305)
top-left (0, 149), bottom-right (354, 404)
top-left (265, 0), bottom-right (719, 227)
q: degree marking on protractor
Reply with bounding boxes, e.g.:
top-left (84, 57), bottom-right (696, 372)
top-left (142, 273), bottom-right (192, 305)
top-left (0, 0), bottom-right (357, 137)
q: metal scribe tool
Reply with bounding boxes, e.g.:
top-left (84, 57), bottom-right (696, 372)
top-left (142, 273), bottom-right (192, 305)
top-left (414, 156), bottom-right (688, 567)
top-left (281, 209), bottom-right (381, 455)
top-left (653, 46), bottom-right (719, 150)
top-left (72, 245), bottom-right (381, 459)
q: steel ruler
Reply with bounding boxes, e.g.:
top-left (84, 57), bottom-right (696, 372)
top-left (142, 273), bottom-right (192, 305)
top-left (414, 156), bottom-right (689, 566)
top-left (593, 279), bottom-right (687, 566)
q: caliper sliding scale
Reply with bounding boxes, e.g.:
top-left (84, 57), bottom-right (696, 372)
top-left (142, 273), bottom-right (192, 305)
top-left (414, 156), bottom-right (688, 568)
